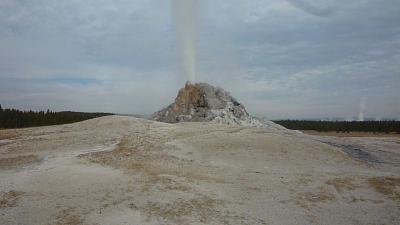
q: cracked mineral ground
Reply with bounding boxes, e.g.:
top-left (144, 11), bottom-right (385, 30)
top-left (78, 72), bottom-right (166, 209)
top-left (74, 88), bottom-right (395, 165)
top-left (1, 115), bottom-right (399, 225)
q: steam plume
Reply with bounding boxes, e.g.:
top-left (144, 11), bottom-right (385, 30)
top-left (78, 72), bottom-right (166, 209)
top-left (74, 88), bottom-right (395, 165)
top-left (358, 97), bottom-right (367, 121)
top-left (172, 0), bottom-right (197, 83)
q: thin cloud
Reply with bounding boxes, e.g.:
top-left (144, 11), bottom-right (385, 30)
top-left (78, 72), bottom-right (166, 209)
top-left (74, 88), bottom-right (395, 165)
top-left (286, 0), bottom-right (334, 17)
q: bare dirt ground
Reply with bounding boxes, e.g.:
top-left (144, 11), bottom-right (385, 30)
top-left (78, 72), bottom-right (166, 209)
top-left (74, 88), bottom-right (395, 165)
top-left (0, 116), bottom-right (399, 225)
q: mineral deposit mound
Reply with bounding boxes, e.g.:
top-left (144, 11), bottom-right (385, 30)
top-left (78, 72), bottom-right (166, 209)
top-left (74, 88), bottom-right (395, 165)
top-left (152, 82), bottom-right (284, 130)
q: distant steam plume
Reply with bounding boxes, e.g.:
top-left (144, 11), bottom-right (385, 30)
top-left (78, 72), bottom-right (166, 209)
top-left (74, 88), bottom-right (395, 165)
top-left (358, 97), bottom-right (367, 121)
top-left (172, 0), bottom-right (198, 83)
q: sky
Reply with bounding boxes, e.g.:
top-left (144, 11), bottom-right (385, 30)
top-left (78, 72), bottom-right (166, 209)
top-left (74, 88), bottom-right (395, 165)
top-left (0, 0), bottom-right (399, 120)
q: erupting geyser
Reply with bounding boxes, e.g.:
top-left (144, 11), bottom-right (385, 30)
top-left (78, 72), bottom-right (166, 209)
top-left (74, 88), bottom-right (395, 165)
top-left (172, 0), bottom-right (197, 83)
top-left (165, 1), bottom-right (284, 131)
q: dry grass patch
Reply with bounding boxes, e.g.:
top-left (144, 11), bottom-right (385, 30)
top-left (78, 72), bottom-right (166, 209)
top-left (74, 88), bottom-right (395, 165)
top-left (368, 177), bottom-right (400, 202)
top-left (130, 196), bottom-right (223, 224)
top-left (295, 187), bottom-right (336, 210)
top-left (0, 190), bottom-right (24, 208)
top-left (0, 130), bottom-right (20, 140)
top-left (326, 177), bottom-right (358, 193)
top-left (0, 154), bottom-right (41, 169)
top-left (302, 188), bottom-right (336, 203)
top-left (54, 209), bottom-right (82, 225)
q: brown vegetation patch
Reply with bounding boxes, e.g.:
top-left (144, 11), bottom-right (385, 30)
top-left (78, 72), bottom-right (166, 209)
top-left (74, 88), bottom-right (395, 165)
top-left (130, 196), bottom-right (223, 224)
top-left (296, 176), bottom-right (313, 186)
top-left (54, 209), bottom-right (82, 225)
top-left (295, 187), bottom-right (336, 210)
top-left (326, 177), bottom-right (358, 193)
top-left (301, 188), bottom-right (336, 203)
top-left (0, 130), bottom-right (20, 140)
top-left (129, 195), bottom-right (268, 225)
top-left (0, 190), bottom-right (24, 208)
top-left (368, 177), bottom-right (400, 202)
top-left (347, 196), bottom-right (384, 204)
top-left (0, 154), bottom-right (41, 169)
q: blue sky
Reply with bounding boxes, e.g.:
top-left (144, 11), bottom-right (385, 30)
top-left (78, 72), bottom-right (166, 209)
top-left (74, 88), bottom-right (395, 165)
top-left (0, 0), bottom-right (399, 120)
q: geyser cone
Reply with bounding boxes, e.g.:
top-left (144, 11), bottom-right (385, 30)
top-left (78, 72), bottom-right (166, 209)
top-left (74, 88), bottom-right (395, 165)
top-left (152, 82), bottom-right (286, 131)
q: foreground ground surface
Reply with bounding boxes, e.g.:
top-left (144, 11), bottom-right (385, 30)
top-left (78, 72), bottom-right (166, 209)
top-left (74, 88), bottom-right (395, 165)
top-left (0, 116), bottom-right (399, 225)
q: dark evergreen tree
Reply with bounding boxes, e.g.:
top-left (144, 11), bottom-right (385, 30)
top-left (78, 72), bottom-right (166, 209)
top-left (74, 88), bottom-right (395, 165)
top-left (0, 104), bottom-right (112, 129)
top-left (273, 120), bottom-right (400, 133)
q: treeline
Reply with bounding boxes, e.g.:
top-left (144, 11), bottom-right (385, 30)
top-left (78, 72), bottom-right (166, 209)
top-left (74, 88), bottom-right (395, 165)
top-left (273, 120), bottom-right (400, 133)
top-left (0, 104), bottom-right (113, 129)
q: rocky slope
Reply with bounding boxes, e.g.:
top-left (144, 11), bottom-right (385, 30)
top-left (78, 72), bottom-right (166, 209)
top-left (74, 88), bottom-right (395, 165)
top-left (152, 82), bottom-right (284, 130)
